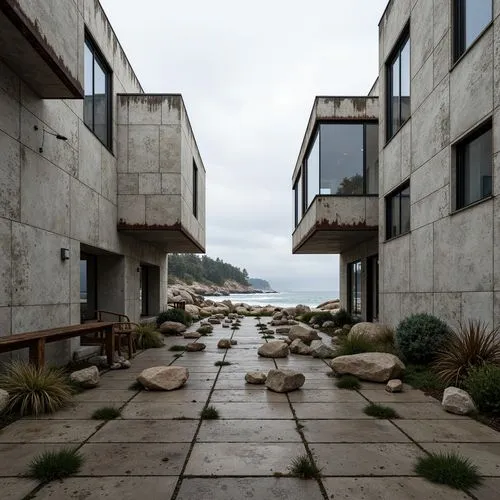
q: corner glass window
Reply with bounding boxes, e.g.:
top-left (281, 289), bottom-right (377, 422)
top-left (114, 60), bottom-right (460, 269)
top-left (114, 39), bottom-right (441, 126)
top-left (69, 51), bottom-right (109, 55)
top-left (306, 132), bottom-right (320, 207)
top-left (348, 260), bottom-right (362, 317)
top-left (294, 169), bottom-right (304, 227)
top-left (84, 35), bottom-right (112, 148)
top-left (386, 183), bottom-right (410, 239)
top-left (456, 123), bottom-right (492, 209)
top-left (387, 33), bottom-right (410, 140)
top-left (454, 0), bottom-right (492, 60)
top-left (192, 160), bottom-right (198, 218)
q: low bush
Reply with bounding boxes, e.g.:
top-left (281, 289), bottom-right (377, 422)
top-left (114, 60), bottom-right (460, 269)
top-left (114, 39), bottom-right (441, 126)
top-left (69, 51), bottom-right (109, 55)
top-left (91, 406), bottom-right (121, 420)
top-left (0, 361), bottom-right (73, 416)
top-left (135, 324), bottom-right (164, 349)
top-left (29, 448), bottom-right (83, 483)
top-left (288, 454), bottom-right (321, 479)
top-left (363, 403), bottom-right (399, 419)
top-left (434, 320), bottom-right (500, 387)
top-left (333, 334), bottom-right (395, 358)
top-left (395, 314), bottom-right (449, 365)
top-left (169, 345), bottom-right (186, 352)
top-left (156, 309), bottom-right (192, 327)
top-left (464, 364), bottom-right (500, 414)
top-left (335, 375), bottom-right (361, 390)
top-left (331, 309), bottom-right (354, 328)
top-left (200, 405), bottom-right (219, 419)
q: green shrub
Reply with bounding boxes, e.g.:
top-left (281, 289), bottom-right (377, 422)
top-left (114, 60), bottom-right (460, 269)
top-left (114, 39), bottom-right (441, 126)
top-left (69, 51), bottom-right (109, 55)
top-left (169, 345), bottom-right (186, 352)
top-left (0, 361), bottom-right (73, 416)
top-left (332, 309), bottom-right (354, 328)
top-left (200, 405), bottom-right (219, 419)
top-left (403, 364), bottom-right (445, 391)
top-left (335, 375), bottom-right (361, 390)
top-left (29, 448), bottom-right (83, 483)
top-left (434, 320), bottom-right (500, 386)
top-left (333, 333), bottom-right (395, 357)
top-left (91, 406), bottom-right (121, 420)
top-left (135, 324), bottom-right (164, 349)
top-left (395, 314), bottom-right (449, 364)
top-left (156, 309), bottom-right (192, 327)
top-left (310, 312), bottom-right (334, 327)
top-left (363, 403), bottom-right (399, 419)
top-left (464, 364), bottom-right (500, 414)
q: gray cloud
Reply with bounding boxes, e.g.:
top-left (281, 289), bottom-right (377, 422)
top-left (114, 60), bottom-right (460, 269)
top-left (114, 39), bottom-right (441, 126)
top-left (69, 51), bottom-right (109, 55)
top-left (101, 0), bottom-right (387, 291)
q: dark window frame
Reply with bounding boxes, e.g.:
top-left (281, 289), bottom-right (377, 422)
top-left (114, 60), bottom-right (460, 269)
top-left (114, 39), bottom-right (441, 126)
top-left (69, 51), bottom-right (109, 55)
top-left (192, 160), bottom-right (198, 218)
top-left (453, 0), bottom-right (493, 61)
top-left (386, 27), bottom-right (410, 141)
top-left (84, 30), bottom-right (113, 150)
top-left (455, 120), bottom-right (493, 211)
top-left (347, 260), bottom-right (362, 317)
top-left (385, 181), bottom-right (411, 240)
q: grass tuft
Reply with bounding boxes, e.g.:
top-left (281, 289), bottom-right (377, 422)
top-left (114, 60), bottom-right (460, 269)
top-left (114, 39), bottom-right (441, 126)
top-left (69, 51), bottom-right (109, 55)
top-left (128, 380), bottom-right (143, 391)
top-left (403, 364), bottom-right (445, 391)
top-left (91, 406), bottom-right (121, 420)
top-left (28, 448), bottom-right (83, 483)
top-left (169, 345), bottom-right (186, 352)
top-left (335, 375), bottom-right (361, 390)
top-left (364, 403), bottom-right (399, 419)
top-left (288, 454), bottom-right (321, 479)
top-left (200, 405), bottom-right (219, 419)
top-left (415, 452), bottom-right (482, 490)
top-left (214, 361), bottom-right (232, 366)
top-left (262, 335), bottom-right (275, 339)
top-left (135, 324), bottom-right (164, 349)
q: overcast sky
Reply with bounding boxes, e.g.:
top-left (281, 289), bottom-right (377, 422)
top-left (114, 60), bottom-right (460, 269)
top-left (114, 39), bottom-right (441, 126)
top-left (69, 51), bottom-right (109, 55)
top-left (101, 0), bottom-right (388, 292)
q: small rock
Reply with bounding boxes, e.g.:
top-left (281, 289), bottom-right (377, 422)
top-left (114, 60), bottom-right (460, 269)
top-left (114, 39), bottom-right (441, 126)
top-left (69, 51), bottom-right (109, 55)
top-left (265, 369), bottom-right (305, 393)
top-left (69, 366), bottom-right (100, 388)
top-left (442, 387), bottom-right (476, 415)
top-left (137, 366), bottom-right (189, 391)
top-left (386, 379), bottom-right (403, 393)
top-left (230, 339), bottom-right (238, 345)
top-left (186, 343), bottom-right (206, 352)
top-left (88, 355), bottom-right (108, 368)
top-left (184, 332), bottom-right (202, 339)
top-left (287, 325), bottom-right (320, 344)
top-left (120, 360), bottom-right (131, 369)
top-left (276, 327), bottom-right (291, 334)
top-left (222, 324), bottom-right (230, 328)
top-left (245, 371), bottom-right (267, 384)
top-left (208, 318), bottom-right (221, 325)
top-left (159, 321), bottom-right (187, 335)
top-left (110, 363), bottom-right (122, 370)
top-left (342, 324), bottom-right (352, 333)
top-left (0, 389), bottom-right (9, 413)
top-left (218, 339), bottom-right (232, 349)
top-left (310, 340), bottom-right (336, 359)
top-left (322, 321), bottom-right (335, 328)
top-left (289, 338), bottom-right (312, 355)
top-left (258, 341), bottom-right (289, 358)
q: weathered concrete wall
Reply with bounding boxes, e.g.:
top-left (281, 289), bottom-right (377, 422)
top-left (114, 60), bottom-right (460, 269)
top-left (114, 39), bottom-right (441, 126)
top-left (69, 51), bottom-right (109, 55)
top-left (379, 0), bottom-right (499, 329)
top-left (0, 0), bottom-right (175, 364)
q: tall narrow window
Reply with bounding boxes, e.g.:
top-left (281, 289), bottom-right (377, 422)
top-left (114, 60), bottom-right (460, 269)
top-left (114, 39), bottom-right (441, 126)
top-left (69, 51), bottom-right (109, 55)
top-left (192, 160), bottom-right (198, 218)
top-left (456, 122), bottom-right (492, 209)
top-left (84, 35), bottom-right (112, 148)
top-left (454, 0), bottom-right (492, 60)
top-left (387, 32), bottom-right (410, 140)
top-left (386, 183), bottom-right (410, 239)
top-left (348, 260), bottom-right (362, 317)
top-left (294, 169), bottom-right (303, 227)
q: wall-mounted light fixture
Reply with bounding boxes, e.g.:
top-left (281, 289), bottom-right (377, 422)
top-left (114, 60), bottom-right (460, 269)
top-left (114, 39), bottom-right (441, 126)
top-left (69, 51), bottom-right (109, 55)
top-left (34, 125), bottom-right (68, 153)
top-left (60, 248), bottom-right (70, 261)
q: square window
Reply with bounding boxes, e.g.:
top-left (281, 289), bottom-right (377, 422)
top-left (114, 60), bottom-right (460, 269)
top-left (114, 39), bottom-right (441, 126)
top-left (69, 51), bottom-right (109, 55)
top-left (456, 123), bottom-right (492, 209)
top-left (84, 34), bottom-right (112, 149)
top-left (454, 0), bottom-right (492, 60)
top-left (387, 31), bottom-right (410, 140)
top-left (386, 183), bottom-right (410, 240)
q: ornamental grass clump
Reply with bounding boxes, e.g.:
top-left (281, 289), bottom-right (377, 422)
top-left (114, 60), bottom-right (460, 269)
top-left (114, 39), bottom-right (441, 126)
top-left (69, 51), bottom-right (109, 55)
top-left (335, 375), bottom-right (361, 390)
top-left (434, 320), bottom-right (500, 387)
top-left (135, 324), bottom-right (164, 349)
top-left (395, 314), bottom-right (449, 364)
top-left (0, 361), bottom-right (73, 416)
top-left (29, 448), bottom-right (83, 483)
top-left (156, 309), bottom-right (192, 327)
top-left (288, 454), bottom-right (321, 479)
top-left (415, 452), bottom-right (482, 490)
top-left (333, 334), bottom-right (379, 357)
top-left (200, 405), bottom-right (219, 419)
top-left (197, 325), bottom-right (213, 335)
top-left (91, 406), bottom-right (121, 420)
top-left (363, 403), bottom-right (399, 419)
top-left (464, 364), bottom-right (500, 414)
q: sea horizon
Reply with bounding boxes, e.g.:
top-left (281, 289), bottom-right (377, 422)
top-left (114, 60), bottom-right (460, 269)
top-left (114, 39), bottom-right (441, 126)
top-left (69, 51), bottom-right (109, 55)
top-left (203, 290), bottom-right (340, 309)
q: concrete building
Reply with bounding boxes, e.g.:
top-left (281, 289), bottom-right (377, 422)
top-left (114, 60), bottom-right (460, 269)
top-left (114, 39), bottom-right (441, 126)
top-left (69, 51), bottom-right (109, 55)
top-left (0, 0), bottom-right (206, 362)
top-left (292, 0), bottom-right (499, 329)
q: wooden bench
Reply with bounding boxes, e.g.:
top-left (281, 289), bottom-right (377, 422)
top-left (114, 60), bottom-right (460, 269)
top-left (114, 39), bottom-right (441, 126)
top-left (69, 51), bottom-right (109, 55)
top-left (0, 322), bottom-right (116, 368)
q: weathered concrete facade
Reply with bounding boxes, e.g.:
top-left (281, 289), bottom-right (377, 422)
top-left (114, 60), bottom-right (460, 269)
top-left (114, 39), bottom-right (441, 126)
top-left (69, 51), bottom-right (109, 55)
top-left (293, 0), bottom-right (500, 329)
top-left (0, 0), bottom-right (206, 363)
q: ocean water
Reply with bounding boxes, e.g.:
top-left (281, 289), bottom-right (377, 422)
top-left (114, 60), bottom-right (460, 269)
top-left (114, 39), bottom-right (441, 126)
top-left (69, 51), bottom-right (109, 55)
top-left (203, 291), bottom-right (340, 309)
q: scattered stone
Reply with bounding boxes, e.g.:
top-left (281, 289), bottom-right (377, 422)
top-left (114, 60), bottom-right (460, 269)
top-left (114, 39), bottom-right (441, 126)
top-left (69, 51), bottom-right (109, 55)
top-left (342, 324), bottom-right (352, 333)
top-left (330, 353), bottom-right (405, 383)
top-left (110, 362), bottom-right (122, 370)
top-left (88, 355), bottom-right (108, 368)
top-left (186, 343), bottom-right (206, 352)
top-left (333, 328), bottom-right (343, 336)
top-left (120, 360), bottom-right (131, 369)
top-left (184, 332), bottom-right (202, 339)
top-left (386, 379), bottom-right (403, 393)
top-left (322, 321), bottom-right (335, 328)
top-left (159, 321), bottom-right (187, 335)
top-left (222, 324), bottom-right (230, 328)
top-left (214, 314), bottom-right (225, 320)
top-left (287, 325), bottom-right (320, 344)
top-left (264, 329), bottom-right (275, 335)
top-left (230, 339), bottom-right (238, 345)
top-left (69, 366), bottom-right (99, 389)
top-left (289, 338), bottom-right (312, 355)
top-left (282, 337), bottom-right (292, 345)
top-left (217, 339), bottom-right (232, 349)
top-left (265, 369), bottom-right (305, 393)
top-left (442, 387), bottom-right (476, 415)
top-left (208, 319), bottom-right (221, 325)
top-left (276, 327), bottom-right (291, 334)
top-left (348, 322), bottom-right (392, 343)
top-left (310, 340), bottom-right (336, 359)
top-left (245, 371), bottom-right (267, 384)
top-left (258, 341), bottom-right (289, 358)
top-left (295, 304), bottom-right (311, 315)
top-left (0, 389), bottom-right (9, 413)
top-left (270, 319), bottom-right (289, 326)
top-left (137, 366), bottom-right (189, 391)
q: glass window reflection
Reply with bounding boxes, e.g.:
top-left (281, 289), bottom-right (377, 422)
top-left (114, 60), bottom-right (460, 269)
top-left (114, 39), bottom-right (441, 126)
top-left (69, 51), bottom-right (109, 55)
top-left (306, 132), bottom-right (320, 207)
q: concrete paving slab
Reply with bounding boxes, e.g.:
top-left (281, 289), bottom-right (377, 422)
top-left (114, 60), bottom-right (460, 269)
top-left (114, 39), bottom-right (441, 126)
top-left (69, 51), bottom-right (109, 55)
top-left (395, 419), bottom-right (500, 443)
top-left (32, 476), bottom-right (178, 499)
top-left (214, 402), bottom-right (294, 419)
top-left (132, 389), bottom-right (210, 403)
top-left (74, 389), bottom-right (135, 403)
top-left (377, 402), bottom-right (467, 419)
top-left (473, 478), bottom-right (500, 499)
top-left (176, 477), bottom-right (324, 500)
top-left (77, 442), bottom-right (190, 476)
top-left (22, 403), bottom-right (123, 420)
top-left (420, 443), bottom-right (500, 476)
top-left (95, 378), bottom-right (137, 390)
top-left (0, 478), bottom-right (38, 500)
top-left (89, 419), bottom-right (198, 442)
top-left (197, 419), bottom-right (301, 442)
top-left (301, 419), bottom-right (410, 443)
top-left (215, 379), bottom-right (266, 390)
top-left (288, 389), bottom-right (366, 403)
top-left (185, 442), bottom-right (305, 475)
top-left (0, 443), bottom-right (64, 476)
top-left (121, 402), bottom-right (204, 419)
top-left (311, 443), bottom-right (424, 476)
top-left (360, 389), bottom-right (436, 403)
top-left (0, 419), bottom-right (100, 443)
top-left (293, 402), bottom-right (371, 419)
top-left (322, 477), bottom-right (470, 499)
top-left (210, 389), bottom-right (288, 403)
